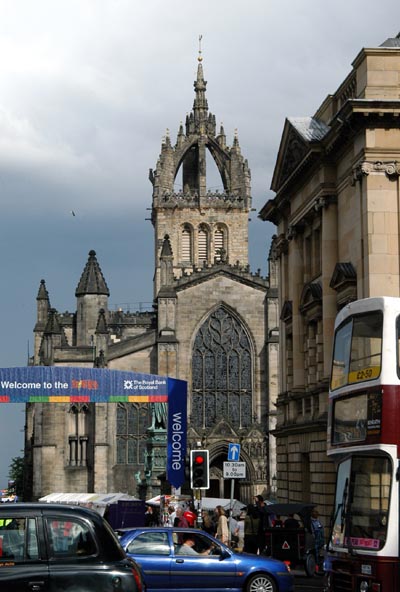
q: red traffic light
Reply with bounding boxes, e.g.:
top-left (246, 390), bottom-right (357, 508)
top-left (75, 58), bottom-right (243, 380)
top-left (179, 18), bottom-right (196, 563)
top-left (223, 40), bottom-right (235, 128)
top-left (190, 449), bottom-right (210, 489)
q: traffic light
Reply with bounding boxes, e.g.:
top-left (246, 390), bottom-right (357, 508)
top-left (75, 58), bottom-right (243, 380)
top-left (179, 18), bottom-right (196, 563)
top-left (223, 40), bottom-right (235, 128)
top-left (190, 449), bottom-right (210, 489)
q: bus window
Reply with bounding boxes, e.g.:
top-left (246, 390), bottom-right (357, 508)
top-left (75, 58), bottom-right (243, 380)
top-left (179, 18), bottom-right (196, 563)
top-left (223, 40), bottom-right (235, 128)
top-left (331, 455), bottom-right (391, 551)
top-left (348, 313), bottom-right (382, 383)
top-left (331, 311), bottom-right (382, 391)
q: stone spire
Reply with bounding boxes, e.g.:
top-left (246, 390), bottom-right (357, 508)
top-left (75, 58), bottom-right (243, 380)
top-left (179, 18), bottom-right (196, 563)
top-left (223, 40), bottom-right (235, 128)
top-left (75, 250), bottom-right (110, 296)
top-left (36, 279), bottom-right (50, 326)
top-left (192, 39), bottom-right (209, 133)
top-left (159, 235), bottom-right (174, 289)
top-left (75, 250), bottom-right (110, 346)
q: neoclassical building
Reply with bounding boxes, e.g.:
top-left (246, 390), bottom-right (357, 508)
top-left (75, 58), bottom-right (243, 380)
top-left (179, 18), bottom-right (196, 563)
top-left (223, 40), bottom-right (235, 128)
top-left (24, 53), bottom-right (279, 503)
top-left (260, 33), bottom-right (400, 522)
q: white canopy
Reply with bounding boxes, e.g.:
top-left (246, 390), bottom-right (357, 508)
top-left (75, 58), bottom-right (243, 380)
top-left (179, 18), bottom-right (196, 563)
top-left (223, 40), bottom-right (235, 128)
top-left (39, 492), bottom-right (140, 506)
top-left (200, 497), bottom-right (246, 514)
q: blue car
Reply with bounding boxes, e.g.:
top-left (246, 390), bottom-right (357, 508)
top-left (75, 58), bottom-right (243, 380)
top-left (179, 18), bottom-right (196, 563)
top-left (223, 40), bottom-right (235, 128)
top-left (119, 526), bottom-right (294, 592)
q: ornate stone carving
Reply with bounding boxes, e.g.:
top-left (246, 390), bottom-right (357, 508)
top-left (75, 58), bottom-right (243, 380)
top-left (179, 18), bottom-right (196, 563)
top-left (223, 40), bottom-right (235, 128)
top-left (351, 160), bottom-right (400, 185)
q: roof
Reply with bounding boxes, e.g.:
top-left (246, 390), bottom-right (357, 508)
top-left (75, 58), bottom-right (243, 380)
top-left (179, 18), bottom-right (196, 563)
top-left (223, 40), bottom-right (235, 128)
top-left (380, 33), bottom-right (400, 47)
top-left (288, 117), bottom-right (330, 142)
top-left (75, 250), bottom-right (110, 296)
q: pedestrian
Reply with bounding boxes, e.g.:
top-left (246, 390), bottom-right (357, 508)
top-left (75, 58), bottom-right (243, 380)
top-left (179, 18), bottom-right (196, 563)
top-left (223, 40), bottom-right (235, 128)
top-left (272, 514), bottom-right (283, 527)
top-left (310, 509), bottom-right (324, 555)
top-left (215, 505), bottom-right (229, 545)
top-left (174, 505), bottom-right (189, 528)
top-left (227, 509), bottom-right (238, 547)
top-left (234, 511), bottom-right (245, 551)
top-left (244, 504), bottom-right (260, 554)
top-left (144, 505), bottom-right (158, 526)
top-left (184, 504), bottom-right (197, 527)
top-left (165, 504), bottom-right (176, 527)
top-left (201, 510), bottom-right (215, 535)
top-left (254, 495), bottom-right (269, 553)
top-left (284, 513), bottom-right (300, 528)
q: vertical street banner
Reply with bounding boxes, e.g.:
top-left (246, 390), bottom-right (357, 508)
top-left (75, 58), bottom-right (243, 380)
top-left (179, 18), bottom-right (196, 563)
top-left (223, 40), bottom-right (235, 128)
top-left (166, 377), bottom-right (187, 489)
top-left (0, 367), bottom-right (187, 488)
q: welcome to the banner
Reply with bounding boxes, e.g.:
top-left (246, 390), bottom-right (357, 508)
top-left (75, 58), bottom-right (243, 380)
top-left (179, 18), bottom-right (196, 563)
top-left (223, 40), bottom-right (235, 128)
top-left (0, 367), bottom-right (187, 489)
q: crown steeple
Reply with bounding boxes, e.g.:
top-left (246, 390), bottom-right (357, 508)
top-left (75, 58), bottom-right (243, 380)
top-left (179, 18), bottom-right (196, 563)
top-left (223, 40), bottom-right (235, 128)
top-left (150, 43), bottom-right (252, 296)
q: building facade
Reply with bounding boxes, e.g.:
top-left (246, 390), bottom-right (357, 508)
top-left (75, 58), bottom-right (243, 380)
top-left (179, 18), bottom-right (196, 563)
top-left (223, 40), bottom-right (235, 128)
top-left (260, 33), bottom-right (400, 523)
top-left (25, 53), bottom-right (279, 503)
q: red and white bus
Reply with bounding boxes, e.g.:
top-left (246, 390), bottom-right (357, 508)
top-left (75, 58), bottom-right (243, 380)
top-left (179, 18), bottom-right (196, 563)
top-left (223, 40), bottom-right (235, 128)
top-left (326, 296), bottom-right (400, 592)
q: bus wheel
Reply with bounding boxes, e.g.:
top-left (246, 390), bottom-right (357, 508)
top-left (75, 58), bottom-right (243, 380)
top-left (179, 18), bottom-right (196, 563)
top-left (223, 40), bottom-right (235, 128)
top-left (305, 553), bottom-right (316, 577)
top-left (246, 573), bottom-right (276, 592)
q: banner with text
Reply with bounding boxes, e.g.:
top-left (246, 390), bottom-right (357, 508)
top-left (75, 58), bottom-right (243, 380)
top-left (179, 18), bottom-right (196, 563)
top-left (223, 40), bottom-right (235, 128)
top-left (0, 367), bottom-right (187, 488)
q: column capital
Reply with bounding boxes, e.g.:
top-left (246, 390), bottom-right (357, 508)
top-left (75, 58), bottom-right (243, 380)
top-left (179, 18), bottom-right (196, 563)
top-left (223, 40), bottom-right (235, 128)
top-left (351, 160), bottom-right (400, 185)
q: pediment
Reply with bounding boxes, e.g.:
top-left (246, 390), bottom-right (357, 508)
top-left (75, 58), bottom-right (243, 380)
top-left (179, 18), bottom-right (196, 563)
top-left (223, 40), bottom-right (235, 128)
top-left (271, 122), bottom-right (309, 192)
top-left (330, 262), bottom-right (357, 308)
top-left (329, 262), bottom-right (357, 291)
top-left (271, 117), bottom-right (329, 192)
top-left (280, 300), bottom-right (293, 323)
top-left (299, 281), bottom-right (322, 320)
top-left (175, 264), bottom-right (268, 293)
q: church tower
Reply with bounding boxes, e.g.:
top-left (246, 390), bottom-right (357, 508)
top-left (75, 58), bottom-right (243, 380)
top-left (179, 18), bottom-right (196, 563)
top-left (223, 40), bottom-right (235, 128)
top-left (149, 47), bottom-right (252, 297)
top-left (26, 46), bottom-right (278, 504)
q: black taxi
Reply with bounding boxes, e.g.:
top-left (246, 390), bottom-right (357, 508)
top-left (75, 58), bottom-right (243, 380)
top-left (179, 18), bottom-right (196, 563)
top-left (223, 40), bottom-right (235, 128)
top-left (0, 502), bottom-right (144, 592)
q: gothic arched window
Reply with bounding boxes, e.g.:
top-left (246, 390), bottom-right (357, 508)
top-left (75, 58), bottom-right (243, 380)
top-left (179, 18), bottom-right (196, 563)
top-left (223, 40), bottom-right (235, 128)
top-left (116, 403), bottom-right (150, 465)
top-left (198, 226), bottom-right (209, 264)
top-left (214, 226), bottom-right (226, 261)
top-left (68, 404), bottom-right (89, 466)
top-left (181, 225), bottom-right (193, 264)
top-left (191, 307), bottom-right (253, 428)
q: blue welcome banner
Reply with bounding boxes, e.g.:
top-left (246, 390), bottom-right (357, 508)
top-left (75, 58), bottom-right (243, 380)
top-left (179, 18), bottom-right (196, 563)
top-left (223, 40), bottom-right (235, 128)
top-left (0, 367), bottom-right (187, 488)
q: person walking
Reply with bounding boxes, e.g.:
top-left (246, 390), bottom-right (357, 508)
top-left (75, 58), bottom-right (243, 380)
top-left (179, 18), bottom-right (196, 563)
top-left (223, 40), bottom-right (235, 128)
top-left (215, 505), bottom-right (229, 545)
top-left (254, 495), bottom-right (269, 554)
top-left (243, 504), bottom-right (260, 554)
top-left (234, 511), bottom-right (245, 552)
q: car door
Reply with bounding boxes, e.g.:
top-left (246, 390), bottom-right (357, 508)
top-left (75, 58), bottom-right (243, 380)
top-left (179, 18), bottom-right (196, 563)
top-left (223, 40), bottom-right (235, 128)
top-left (0, 515), bottom-right (50, 592)
top-left (45, 515), bottom-right (128, 591)
top-left (171, 530), bottom-right (237, 591)
top-left (124, 530), bottom-right (172, 590)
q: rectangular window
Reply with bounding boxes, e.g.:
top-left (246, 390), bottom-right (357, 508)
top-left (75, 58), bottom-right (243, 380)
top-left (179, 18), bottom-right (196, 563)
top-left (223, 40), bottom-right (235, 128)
top-left (331, 454), bottom-right (391, 551)
top-left (331, 311), bottom-right (382, 391)
top-left (46, 517), bottom-right (97, 557)
top-left (332, 391), bottom-right (382, 444)
top-left (0, 517), bottom-right (39, 561)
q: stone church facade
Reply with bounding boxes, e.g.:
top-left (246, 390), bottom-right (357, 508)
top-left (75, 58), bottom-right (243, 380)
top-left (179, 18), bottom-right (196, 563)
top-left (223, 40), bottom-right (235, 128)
top-left (260, 33), bottom-right (400, 524)
top-left (24, 53), bottom-right (279, 503)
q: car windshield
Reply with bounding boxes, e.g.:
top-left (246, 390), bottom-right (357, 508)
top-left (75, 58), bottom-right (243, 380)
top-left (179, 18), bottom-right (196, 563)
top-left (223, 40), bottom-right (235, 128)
top-left (331, 454), bottom-right (391, 551)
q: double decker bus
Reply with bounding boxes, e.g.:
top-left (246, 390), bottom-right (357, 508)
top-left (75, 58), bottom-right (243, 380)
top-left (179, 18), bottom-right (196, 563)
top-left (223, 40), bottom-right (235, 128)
top-left (325, 296), bottom-right (400, 592)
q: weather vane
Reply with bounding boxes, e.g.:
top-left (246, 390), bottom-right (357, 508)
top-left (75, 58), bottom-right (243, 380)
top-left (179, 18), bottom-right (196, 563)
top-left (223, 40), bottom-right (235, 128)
top-left (198, 34), bottom-right (203, 61)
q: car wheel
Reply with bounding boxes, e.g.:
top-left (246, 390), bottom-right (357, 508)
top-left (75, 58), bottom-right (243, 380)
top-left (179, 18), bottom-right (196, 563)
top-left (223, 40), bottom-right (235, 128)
top-left (305, 552), bottom-right (316, 577)
top-left (246, 573), bottom-right (276, 592)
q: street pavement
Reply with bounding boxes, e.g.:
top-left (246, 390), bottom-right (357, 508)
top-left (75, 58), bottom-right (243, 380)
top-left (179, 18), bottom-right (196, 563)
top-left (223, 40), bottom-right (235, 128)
top-left (292, 570), bottom-right (326, 591)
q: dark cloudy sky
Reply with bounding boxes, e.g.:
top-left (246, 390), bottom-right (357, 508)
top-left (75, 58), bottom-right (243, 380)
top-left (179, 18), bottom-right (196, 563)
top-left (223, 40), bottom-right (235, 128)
top-left (1, 0), bottom-right (399, 489)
